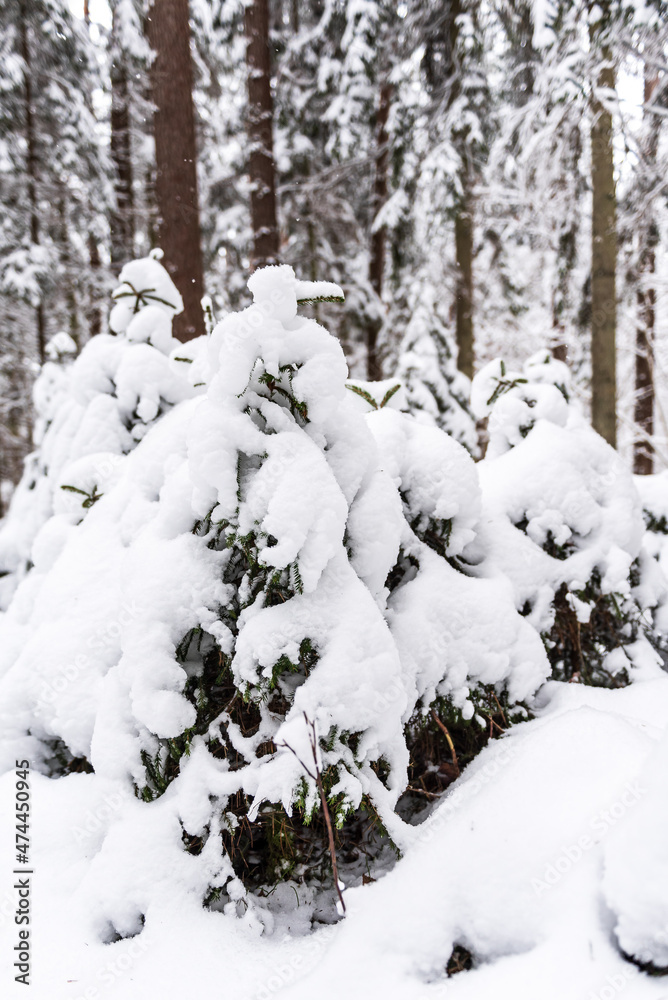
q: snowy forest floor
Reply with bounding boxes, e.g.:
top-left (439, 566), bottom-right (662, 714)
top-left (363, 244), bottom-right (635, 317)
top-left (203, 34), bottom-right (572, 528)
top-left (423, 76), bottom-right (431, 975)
top-left (2, 675), bottom-right (668, 1000)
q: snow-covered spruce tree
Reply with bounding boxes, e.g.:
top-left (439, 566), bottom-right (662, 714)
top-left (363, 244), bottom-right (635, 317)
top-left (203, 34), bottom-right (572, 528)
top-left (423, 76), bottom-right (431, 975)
top-left (344, 283), bottom-right (477, 455)
top-left (483, 0), bottom-right (588, 364)
top-left (472, 350), bottom-right (668, 687)
top-left (0, 265), bottom-right (548, 931)
top-left (0, 0), bottom-right (112, 356)
top-left (0, 251), bottom-right (194, 609)
top-left (394, 283), bottom-right (478, 454)
top-left (0, 331), bottom-right (76, 608)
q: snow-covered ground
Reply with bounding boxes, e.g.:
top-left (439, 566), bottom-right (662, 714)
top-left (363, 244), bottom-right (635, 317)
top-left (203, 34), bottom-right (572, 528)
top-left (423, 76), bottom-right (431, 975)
top-left (1, 676), bottom-right (668, 1000)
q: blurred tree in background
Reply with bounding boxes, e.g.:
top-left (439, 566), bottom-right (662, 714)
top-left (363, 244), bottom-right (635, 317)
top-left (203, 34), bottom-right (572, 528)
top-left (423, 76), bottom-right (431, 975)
top-left (0, 0), bottom-right (667, 499)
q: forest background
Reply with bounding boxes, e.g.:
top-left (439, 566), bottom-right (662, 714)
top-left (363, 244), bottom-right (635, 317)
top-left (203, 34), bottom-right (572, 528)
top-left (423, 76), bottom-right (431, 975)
top-left (1, 0), bottom-right (667, 500)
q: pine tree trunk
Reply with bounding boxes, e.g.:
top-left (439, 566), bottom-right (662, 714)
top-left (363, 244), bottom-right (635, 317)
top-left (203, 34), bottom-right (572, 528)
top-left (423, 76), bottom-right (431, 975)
top-left (147, 0), bottom-right (205, 341)
top-left (367, 81), bottom-right (392, 381)
top-left (87, 233), bottom-right (102, 337)
top-left (110, 3), bottom-right (135, 269)
top-left (245, 0), bottom-right (280, 269)
top-left (590, 10), bottom-right (617, 447)
top-left (633, 71), bottom-right (660, 475)
top-left (455, 191), bottom-right (474, 381)
top-left (58, 195), bottom-right (80, 346)
top-left (432, 0), bottom-right (475, 381)
top-left (18, 1), bottom-right (45, 364)
top-left (82, 0), bottom-right (102, 337)
top-left (551, 122), bottom-right (582, 363)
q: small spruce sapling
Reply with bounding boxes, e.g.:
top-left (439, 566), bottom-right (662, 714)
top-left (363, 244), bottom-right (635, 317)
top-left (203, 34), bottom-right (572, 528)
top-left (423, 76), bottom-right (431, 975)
top-left (472, 350), bottom-right (668, 686)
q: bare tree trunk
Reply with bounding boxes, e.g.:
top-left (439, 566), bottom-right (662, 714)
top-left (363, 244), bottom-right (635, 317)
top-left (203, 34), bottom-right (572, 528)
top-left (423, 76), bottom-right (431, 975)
top-left (367, 81), bottom-right (392, 381)
top-left (633, 71), bottom-right (660, 475)
top-left (452, 0), bottom-right (474, 382)
top-left (58, 195), bottom-right (80, 346)
top-left (551, 122), bottom-right (582, 363)
top-left (147, 0), bottom-right (205, 341)
top-left (245, 0), bottom-right (280, 270)
top-left (87, 233), bottom-right (103, 337)
top-left (82, 0), bottom-right (103, 338)
top-left (427, 0), bottom-right (475, 380)
top-left (455, 190), bottom-right (474, 380)
top-left (590, 8), bottom-right (617, 447)
top-left (19, 1), bottom-right (45, 364)
top-left (110, 2), bottom-right (135, 268)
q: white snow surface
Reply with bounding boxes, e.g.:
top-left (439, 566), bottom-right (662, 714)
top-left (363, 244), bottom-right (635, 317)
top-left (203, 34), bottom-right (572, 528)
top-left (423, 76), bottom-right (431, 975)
top-left (2, 678), bottom-right (668, 999)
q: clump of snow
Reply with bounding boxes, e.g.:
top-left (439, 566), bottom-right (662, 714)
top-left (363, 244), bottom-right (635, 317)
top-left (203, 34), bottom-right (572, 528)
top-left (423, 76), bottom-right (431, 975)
top-left (473, 350), bottom-right (667, 684)
top-left (0, 254), bottom-right (198, 609)
top-left (45, 330), bottom-right (77, 361)
top-left (108, 255), bottom-right (184, 335)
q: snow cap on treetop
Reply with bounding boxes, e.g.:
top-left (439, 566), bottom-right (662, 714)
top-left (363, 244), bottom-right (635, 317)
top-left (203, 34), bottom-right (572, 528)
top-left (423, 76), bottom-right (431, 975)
top-left (45, 331), bottom-right (77, 362)
top-left (247, 265), bottom-right (300, 323)
top-left (247, 264), bottom-right (344, 325)
top-left (109, 253), bottom-right (184, 335)
top-left (471, 353), bottom-right (570, 430)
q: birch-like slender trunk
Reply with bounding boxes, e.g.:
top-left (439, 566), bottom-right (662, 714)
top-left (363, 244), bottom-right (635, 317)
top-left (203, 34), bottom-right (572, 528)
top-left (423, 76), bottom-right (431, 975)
top-left (367, 81), bottom-right (392, 381)
top-left (590, 7), bottom-right (617, 447)
top-left (633, 71), bottom-right (660, 474)
top-left (19, 1), bottom-right (45, 364)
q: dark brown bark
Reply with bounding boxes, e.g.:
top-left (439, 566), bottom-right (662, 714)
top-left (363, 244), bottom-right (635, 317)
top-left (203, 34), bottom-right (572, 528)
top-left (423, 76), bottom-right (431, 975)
top-left (424, 0), bottom-right (475, 379)
top-left (633, 71), bottom-right (660, 475)
top-left (147, 0), bottom-right (205, 341)
top-left (590, 6), bottom-right (617, 447)
top-left (58, 196), bottom-right (80, 346)
top-left (449, 0), bottom-right (474, 381)
top-left (87, 233), bottom-right (102, 337)
top-left (550, 122), bottom-right (582, 364)
top-left (110, 4), bottom-right (135, 268)
top-left (245, 0), bottom-right (280, 270)
top-left (634, 244), bottom-right (655, 474)
top-left (455, 200), bottom-right (474, 380)
top-left (367, 81), bottom-right (392, 381)
top-left (83, 0), bottom-right (101, 338)
top-left (19, 2), bottom-right (45, 364)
